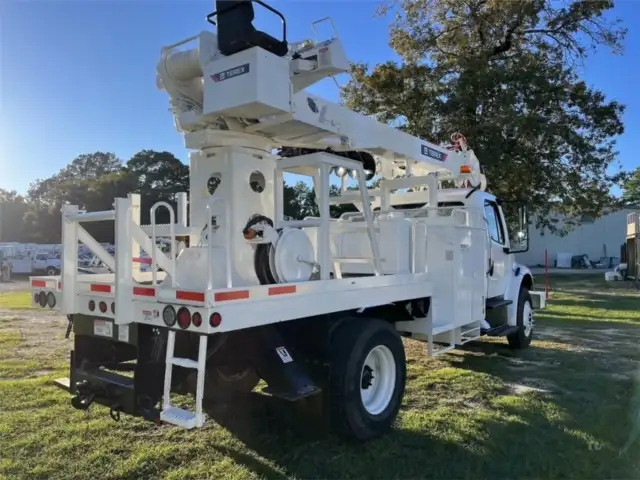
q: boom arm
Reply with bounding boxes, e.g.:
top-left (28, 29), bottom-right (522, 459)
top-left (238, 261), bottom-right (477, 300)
top-left (157, 16), bottom-right (485, 187)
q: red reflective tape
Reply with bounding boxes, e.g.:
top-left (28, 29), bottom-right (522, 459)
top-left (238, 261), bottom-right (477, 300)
top-left (91, 284), bottom-right (111, 293)
top-left (133, 257), bottom-right (153, 265)
top-left (31, 280), bottom-right (47, 288)
top-left (214, 290), bottom-right (249, 302)
top-left (177, 291), bottom-right (205, 302)
top-left (133, 286), bottom-right (156, 297)
top-left (58, 281), bottom-right (62, 290)
top-left (268, 285), bottom-right (296, 296)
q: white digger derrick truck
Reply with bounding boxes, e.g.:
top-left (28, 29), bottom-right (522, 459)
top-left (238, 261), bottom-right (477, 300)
top-left (31, 0), bottom-right (545, 440)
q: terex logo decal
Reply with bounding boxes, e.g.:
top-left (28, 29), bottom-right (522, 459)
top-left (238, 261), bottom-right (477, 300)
top-left (211, 63), bottom-right (250, 82)
top-left (421, 145), bottom-right (447, 162)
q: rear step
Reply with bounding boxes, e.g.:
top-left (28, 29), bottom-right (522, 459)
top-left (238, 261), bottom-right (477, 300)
top-left (486, 296), bottom-right (513, 310)
top-left (483, 324), bottom-right (520, 337)
top-left (160, 331), bottom-right (207, 429)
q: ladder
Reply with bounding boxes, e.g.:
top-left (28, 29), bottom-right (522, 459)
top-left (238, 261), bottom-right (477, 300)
top-left (160, 331), bottom-right (208, 429)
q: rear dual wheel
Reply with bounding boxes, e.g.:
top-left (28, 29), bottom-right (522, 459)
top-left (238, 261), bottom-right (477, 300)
top-left (330, 318), bottom-right (406, 441)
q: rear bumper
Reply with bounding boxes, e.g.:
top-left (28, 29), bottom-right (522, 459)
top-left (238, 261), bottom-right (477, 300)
top-left (69, 351), bottom-right (161, 423)
top-left (67, 322), bottom-right (165, 423)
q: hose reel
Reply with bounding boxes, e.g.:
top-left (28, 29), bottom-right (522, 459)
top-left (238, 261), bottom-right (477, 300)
top-left (243, 215), bottom-right (317, 285)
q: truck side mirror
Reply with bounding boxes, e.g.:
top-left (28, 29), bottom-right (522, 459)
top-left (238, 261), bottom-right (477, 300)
top-left (500, 202), bottom-right (529, 254)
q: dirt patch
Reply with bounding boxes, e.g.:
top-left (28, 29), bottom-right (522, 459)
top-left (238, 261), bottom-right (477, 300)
top-left (507, 383), bottom-right (551, 395)
top-left (0, 278), bottom-right (31, 293)
top-left (0, 308), bottom-right (69, 359)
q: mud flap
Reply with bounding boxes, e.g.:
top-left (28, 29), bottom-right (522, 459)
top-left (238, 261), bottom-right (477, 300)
top-left (254, 326), bottom-right (321, 401)
top-left (529, 290), bottom-right (547, 309)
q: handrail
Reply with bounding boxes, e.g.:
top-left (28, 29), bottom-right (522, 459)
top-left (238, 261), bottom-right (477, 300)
top-left (150, 202), bottom-right (176, 287)
top-left (206, 196), bottom-right (232, 290)
top-left (161, 34), bottom-right (199, 53)
top-left (206, 0), bottom-right (287, 45)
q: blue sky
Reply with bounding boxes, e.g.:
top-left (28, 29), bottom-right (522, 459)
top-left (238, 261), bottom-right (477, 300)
top-left (0, 0), bottom-right (638, 194)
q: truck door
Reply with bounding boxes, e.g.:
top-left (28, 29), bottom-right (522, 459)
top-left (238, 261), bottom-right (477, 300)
top-left (484, 200), bottom-right (509, 298)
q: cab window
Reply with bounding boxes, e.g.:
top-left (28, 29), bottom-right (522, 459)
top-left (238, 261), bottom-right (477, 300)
top-left (484, 201), bottom-right (505, 245)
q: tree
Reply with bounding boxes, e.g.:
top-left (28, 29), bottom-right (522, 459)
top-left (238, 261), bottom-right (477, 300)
top-left (343, 0), bottom-right (626, 231)
top-left (28, 152), bottom-right (122, 205)
top-left (24, 152), bottom-right (127, 242)
top-left (623, 168), bottom-right (640, 206)
top-left (124, 150), bottom-right (190, 224)
top-left (0, 189), bottom-right (29, 242)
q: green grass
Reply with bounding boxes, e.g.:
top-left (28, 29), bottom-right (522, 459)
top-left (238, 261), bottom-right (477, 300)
top-left (1, 275), bottom-right (639, 479)
top-left (0, 291), bottom-right (35, 310)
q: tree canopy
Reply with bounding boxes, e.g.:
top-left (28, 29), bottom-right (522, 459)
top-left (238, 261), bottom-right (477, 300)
top-left (343, 0), bottom-right (627, 231)
top-left (623, 168), bottom-right (640, 206)
top-left (1, 151), bottom-right (329, 243)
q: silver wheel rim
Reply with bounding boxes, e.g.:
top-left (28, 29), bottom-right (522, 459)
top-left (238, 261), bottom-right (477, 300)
top-left (360, 345), bottom-right (396, 415)
top-left (523, 301), bottom-right (534, 337)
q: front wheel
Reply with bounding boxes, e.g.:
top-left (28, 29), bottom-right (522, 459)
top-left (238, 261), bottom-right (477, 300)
top-left (507, 288), bottom-right (534, 349)
top-left (330, 318), bottom-right (406, 441)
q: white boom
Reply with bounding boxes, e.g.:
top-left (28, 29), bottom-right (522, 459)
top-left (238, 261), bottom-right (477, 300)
top-left (157, 29), bottom-right (486, 187)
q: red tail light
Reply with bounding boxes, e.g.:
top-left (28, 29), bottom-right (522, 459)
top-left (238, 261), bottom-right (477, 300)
top-left (38, 291), bottom-right (47, 308)
top-left (177, 307), bottom-right (191, 329)
top-left (210, 312), bottom-right (222, 327)
top-left (88, 300), bottom-right (96, 312)
top-left (99, 301), bottom-right (108, 313)
top-left (192, 312), bottom-right (202, 327)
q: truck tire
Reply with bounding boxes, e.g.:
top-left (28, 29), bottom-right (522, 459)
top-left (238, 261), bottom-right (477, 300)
top-left (329, 318), bottom-right (406, 441)
top-left (507, 288), bottom-right (534, 349)
top-left (203, 365), bottom-right (260, 399)
top-left (46, 267), bottom-right (59, 276)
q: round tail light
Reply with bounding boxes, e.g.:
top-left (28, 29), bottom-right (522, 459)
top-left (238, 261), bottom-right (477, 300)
top-left (46, 292), bottom-right (56, 308)
top-left (99, 301), bottom-right (108, 313)
top-left (210, 312), bottom-right (222, 327)
top-left (88, 300), bottom-right (96, 312)
top-left (192, 312), bottom-right (202, 327)
top-left (163, 305), bottom-right (176, 326)
top-left (33, 292), bottom-right (40, 304)
top-left (177, 307), bottom-right (191, 329)
top-left (111, 302), bottom-right (116, 314)
top-left (38, 291), bottom-right (47, 308)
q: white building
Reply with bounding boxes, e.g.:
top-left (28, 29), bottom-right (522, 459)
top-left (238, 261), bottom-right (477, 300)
top-left (515, 209), bottom-right (634, 267)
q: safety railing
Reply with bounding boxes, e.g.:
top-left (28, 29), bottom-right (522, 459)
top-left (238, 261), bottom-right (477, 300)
top-left (275, 152), bottom-right (382, 279)
top-left (150, 202), bottom-right (176, 287)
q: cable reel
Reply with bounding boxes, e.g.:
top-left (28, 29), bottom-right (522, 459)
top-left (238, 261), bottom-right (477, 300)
top-left (243, 215), bottom-right (317, 285)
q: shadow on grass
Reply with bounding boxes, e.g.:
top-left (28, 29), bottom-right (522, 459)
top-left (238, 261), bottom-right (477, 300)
top-left (451, 334), bottom-right (640, 474)
top-left (201, 335), bottom-right (639, 479)
top-left (204, 391), bottom-right (592, 479)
